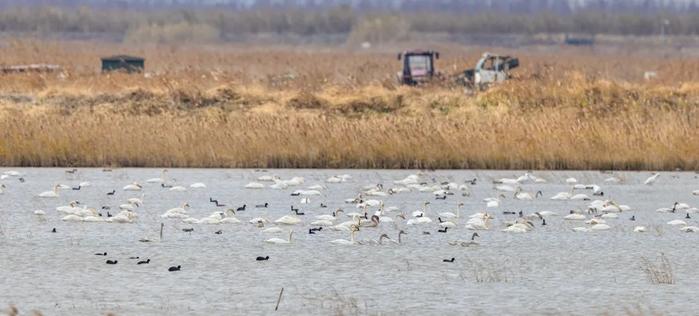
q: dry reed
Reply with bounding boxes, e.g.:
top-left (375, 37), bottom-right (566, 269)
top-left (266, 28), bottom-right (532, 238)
top-left (640, 253), bottom-right (674, 285)
top-left (0, 40), bottom-right (697, 170)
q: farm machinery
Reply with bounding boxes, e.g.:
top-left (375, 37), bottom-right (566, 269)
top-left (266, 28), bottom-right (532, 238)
top-left (397, 50), bottom-right (519, 91)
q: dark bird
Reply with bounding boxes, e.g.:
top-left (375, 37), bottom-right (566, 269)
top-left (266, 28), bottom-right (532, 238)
top-left (18, 177), bottom-right (25, 183)
top-left (320, 203), bottom-right (327, 208)
top-left (630, 215), bottom-right (636, 221)
top-left (107, 212), bottom-right (112, 218)
top-left (255, 203), bottom-right (269, 208)
top-left (466, 178), bottom-right (477, 185)
top-left (290, 205), bottom-right (299, 212)
top-left (308, 229), bottom-right (315, 235)
top-left (443, 258), bottom-right (455, 263)
top-left (182, 228), bottom-right (194, 233)
top-left (422, 231), bottom-right (431, 235)
top-left (51, 228), bottom-right (56, 233)
top-left (101, 206), bottom-right (111, 210)
top-left (66, 168), bottom-right (78, 174)
top-left (72, 185), bottom-right (81, 191)
top-left (106, 190), bottom-right (115, 196)
top-left (503, 211), bottom-right (516, 215)
top-left (129, 256), bottom-right (139, 260)
top-left (435, 195), bottom-right (447, 200)
top-left (256, 256), bottom-right (270, 261)
top-left (106, 260), bottom-right (118, 265)
top-left (293, 210), bottom-right (305, 216)
top-left (236, 204), bottom-right (246, 212)
top-left (310, 227), bottom-right (323, 232)
top-left (542, 219), bottom-right (547, 226)
top-left (168, 265), bottom-right (181, 272)
top-left (214, 230), bottom-right (223, 235)
top-left (137, 259), bottom-right (150, 265)
top-left (438, 227), bottom-right (449, 233)
top-left (686, 213), bottom-right (691, 219)
top-left (95, 252), bottom-right (107, 256)
top-left (290, 192), bottom-right (300, 196)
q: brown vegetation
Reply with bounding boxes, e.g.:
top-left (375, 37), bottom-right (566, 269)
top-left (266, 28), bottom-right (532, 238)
top-left (0, 40), bottom-right (697, 170)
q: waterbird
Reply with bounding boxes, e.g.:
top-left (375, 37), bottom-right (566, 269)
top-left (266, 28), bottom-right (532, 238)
top-left (107, 190), bottom-right (115, 196)
top-left (435, 195), bottom-right (447, 200)
top-left (51, 228), bottom-right (56, 233)
top-left (137, 259), bottom-right (150, 265)
top-left (686, 213), bottom-right (691, 219)
top-left (293, 209), bottom-right (305, 216)
top-left (215, 230), bottom-right (223, 234)
top-left (182, 228), bottom-right (194, 233)
top-left (95, 252), bottom-right (107, 256)
top-left (236, 204), bottom-right (246, 212)
top-left (256, 202), bottom-right (269, 208)
top-left (168, 265), bottom-right (181, 272)
top-left (438, 227), bottom-right (449, 233)
top-left (630, 215), bottom-right (636, 221)
top-left (72, 185), bottom-right (81, 191)
top-left (129, 256), bottom-right (139, 260)
top-left (18, 177), bottom-right (25, 183)
top-left (320, 203), bottom-right (327, 208)
top-left (256, 256), bottom-right (270, 261)
top-left (443, 258), bottom-right (455, 263)
top-left (106, 260), bottom-right (118, 265)
top-left (308, 229), bottom-right (315, 235)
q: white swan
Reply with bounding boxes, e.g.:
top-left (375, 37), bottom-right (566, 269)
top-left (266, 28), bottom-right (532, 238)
top-left (439, 203), bottom-right (463, 219)
top-left (169, 186), bottom-right (187, 192)
top-left (680, 226), bottom-right (699, 232)
top-left (330, 226), bottom-right (359, 245)
top-left (644, 173), bottom-right (660, 185)
top-left (245, 182), bottom-right (265, 189)
top-left (275, 215), bottom-right (301, 225)
top-left (146, 169), bottom-right (168, 183)
top-left (668, 220), bottom-right (687, 226)
top-left (33, 210), bottom-right (46, 216)
top-left (190, 182), bottom-right (207, 189)
top-left (161, 203), bottom-right (190, 218)
top-left (38, 185), bottom-right (60, 198)
top-left (564, 213), bottom-right (586, 220)
top-left (633, 226), bottom-right (647, 232)
top-left (263, 227), bottom-right (283, 233)
top-left (565, 177), bottom-right (578, 184)
top-left (550, 192), bottom-right (571, 200)
top-left (265, 230), bottom-right (293, 244)
top-left (310, 219), bottom-right (334, 226)
top-left (61, 214), bottom-right (83, 222)
top-left (123, 182), bottom-right (143, 191)
top-left (693, 190), bottom-right (699, 196)
top-left (590, 223), bottom-right (611, 231)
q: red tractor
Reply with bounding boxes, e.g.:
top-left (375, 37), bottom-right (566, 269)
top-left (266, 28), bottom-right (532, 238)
top-left (397, 50), bottom-right (440, 85)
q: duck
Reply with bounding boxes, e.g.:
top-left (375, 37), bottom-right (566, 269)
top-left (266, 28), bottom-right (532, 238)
top-left (168, 265), bottom-right (181, 272)
top-left (137, 259), bottom-right (150, 265)
top-left (106, 260), bottom-right (118, 265)
top-left (442, 257), bottom-right (455, 263)
top-left (256, 256), bottom-right (270, 261)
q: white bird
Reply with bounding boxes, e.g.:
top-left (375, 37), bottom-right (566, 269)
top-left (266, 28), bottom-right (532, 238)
top-left (644, 173), bottom-right (660, 185)
top-left (564, 213), bottom-right (586, 220)
top-left (275, 215), bottom-right (301, 225)
top-left (590, 224), bottom-right (611, 231)
top-left (693, 190), bottom-right (699, 196)
top-left (633, 226), bottom-right (647, 232)
top-left (565, 177), bottom-right (578, 184)
top-left (146, 169), bottom-right (168, 183)
top-left (190, 183), bottom-right (207, 189)
top-left (265, 230), bottom-right (293, 244)
top-left (680, 226), bottom-right (699, 232)
top-left (330, 226), bottom-right (359, 245)
top-left (572, 227), bottom-right (591, 232)
top-left (38, 185), bottom-right (60, 198)
top-left (667, 220), bottom-right (687, 226)
top-left (262, 227), bottom-right (283, 233)
top-left (245, 182), bottom-right (265, 189)
top-left (550, 192), bottom-right (571, 200)
top-left (439, 203), bottom-right (463, 219)
top-left (123, 182), bottom-right (142, 191)
top-left (33, 210), bottom-right (46, 216)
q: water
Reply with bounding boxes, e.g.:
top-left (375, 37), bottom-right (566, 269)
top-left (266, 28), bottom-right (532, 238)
top-left (0, 168), bottom-right (698, 315)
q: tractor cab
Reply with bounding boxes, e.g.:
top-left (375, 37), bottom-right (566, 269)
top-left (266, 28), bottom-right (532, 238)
top-left (397, 50), bottom-right (439, 85)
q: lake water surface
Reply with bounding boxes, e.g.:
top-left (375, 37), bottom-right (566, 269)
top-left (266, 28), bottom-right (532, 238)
top-left (1, 168), bottom-right (698, 315)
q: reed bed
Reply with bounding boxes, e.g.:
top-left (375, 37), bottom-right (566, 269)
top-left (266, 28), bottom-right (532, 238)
top-left (0, 41), bottom-right (697, 170)
top-left (640, 253), bottom-right (675, 285)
